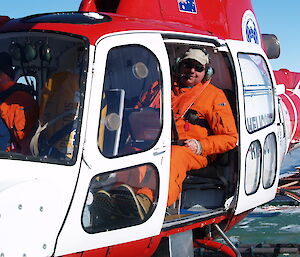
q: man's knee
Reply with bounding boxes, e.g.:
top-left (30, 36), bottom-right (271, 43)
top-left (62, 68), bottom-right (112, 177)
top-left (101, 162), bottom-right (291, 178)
top-left (171, 145), bottom-right (208, 171)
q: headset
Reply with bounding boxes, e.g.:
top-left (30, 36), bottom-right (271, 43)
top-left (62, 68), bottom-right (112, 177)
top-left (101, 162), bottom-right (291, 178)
top-left (174, 47), bottom-right (214, 84)
top-left (203, 65), bottom-right (214, 82)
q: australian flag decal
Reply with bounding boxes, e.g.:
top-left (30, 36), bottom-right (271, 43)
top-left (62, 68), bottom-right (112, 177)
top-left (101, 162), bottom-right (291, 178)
top-left (178, 0), bottom-right (197, 14)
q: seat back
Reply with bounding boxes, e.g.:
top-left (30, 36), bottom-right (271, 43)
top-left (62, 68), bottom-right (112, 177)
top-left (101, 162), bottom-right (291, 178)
top-left (180, 149), bottom-right (236, 212)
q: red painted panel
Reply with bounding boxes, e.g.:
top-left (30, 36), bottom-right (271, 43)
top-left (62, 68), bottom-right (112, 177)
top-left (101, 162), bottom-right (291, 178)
top-left (77, 0), bottom-right (256, 41)
top-left (61, 215), bottom-right (227, 257)
top-left (117, 0), bottom-right (162, 20)
top-left (274, 69), bottom-right (300, 89)
top-left (280, 93), bottom-right (296, 142)
top-left (158, 0), bottom-right (228, 38)
top-left (223, 0), bottom-right (256, 41)
top-left (224, 209), bottom-right (252, 232)
top-left (81, 248), bottom-right (108, 257)
top-left (62, 253), bottom-right (83, 257)
top-left (284, 91), bottom-right (300, 142)
top-left (195, 239), bottom-right (236, 257)
top-left (1, 0), bottom-right (261, 46)
top-left (0, 16), bottom-right (10, 25)
top-left (61, 237), bottom-right (162, 257)
top-left (79, 0), bottom-right (98, 12)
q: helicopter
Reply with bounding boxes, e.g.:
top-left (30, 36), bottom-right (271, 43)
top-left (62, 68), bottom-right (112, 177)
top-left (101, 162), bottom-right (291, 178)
top-left (0, 0), bottom-right (299, 256)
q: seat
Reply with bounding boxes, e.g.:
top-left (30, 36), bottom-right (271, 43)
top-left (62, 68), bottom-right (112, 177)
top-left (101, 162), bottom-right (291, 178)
top-left (127, 107), bottom-right (161, 149)
top-left (180, 149), bottom-right (236, 213)
top-left (30, 71), bottom-right (80, 159)
top-left (170, 86), bottom-right (237, 213)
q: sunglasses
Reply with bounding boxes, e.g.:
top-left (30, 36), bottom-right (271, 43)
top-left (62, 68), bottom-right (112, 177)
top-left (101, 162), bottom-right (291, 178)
top-left (182, 62), bottom-right (205, 72)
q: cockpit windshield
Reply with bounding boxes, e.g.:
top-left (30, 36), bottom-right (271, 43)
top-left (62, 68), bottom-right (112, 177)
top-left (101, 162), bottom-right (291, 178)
top-left (0, 32), bottom-right (87, 165)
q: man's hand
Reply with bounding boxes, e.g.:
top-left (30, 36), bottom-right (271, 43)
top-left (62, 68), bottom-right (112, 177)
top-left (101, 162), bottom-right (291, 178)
top-left (184, 139), bottom-right (202, 155)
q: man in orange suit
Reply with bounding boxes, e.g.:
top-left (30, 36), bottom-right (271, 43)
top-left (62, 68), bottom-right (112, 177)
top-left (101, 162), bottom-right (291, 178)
top-left (168, 48), bottom-right (238, 206)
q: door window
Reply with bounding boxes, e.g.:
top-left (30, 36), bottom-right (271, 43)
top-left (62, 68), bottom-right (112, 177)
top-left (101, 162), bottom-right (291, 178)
top-left (82, 163), bottom-right (159, 233)
top-left (245, 140), bottom-right (261, 195)
top-left (98, 45), bottom-right (162, 158)
top-left (262, 133), bottom-right (277, 189)
top-left (238, 53), bottom-right (275, 133)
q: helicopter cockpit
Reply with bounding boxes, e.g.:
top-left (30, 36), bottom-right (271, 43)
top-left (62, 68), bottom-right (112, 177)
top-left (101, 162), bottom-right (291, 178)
top-left (0, 32), bottom-right (87, 164)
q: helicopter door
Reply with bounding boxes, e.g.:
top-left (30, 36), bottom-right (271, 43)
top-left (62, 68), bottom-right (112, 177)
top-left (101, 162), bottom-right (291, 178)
top-left (55, 33), bottom-right (171, 255)
top-left (226, 40), bottom-right (280, 215)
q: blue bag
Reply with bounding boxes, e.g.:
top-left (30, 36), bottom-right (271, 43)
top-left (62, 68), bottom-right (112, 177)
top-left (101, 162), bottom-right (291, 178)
top-left (0, 118), bottom-right (11, 151)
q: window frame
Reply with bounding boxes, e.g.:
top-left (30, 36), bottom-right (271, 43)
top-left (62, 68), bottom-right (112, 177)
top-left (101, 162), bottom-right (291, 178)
top-left (81, 162), bottom-right (160, 233)
top-left (0, 31), bottom-right (89, 166)
top-left (244, 140), bottom-right (262, 195)
top-left (238, 52), bottom-right (276, 134)
top-left (97, 44), bottom-right (164, 159)
top-left (262, 132), bottom-right (277, 189)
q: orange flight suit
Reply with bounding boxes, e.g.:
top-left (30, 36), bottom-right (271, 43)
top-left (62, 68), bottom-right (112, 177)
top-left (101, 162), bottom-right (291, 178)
top-left (135, 81), bottom-right (160, 109)
top-left (0, 81), bottom-right (39, 153)
top-left (40, 71), bottom-right (80, 158)
top-left (168, 81), bottom-right (238, 206)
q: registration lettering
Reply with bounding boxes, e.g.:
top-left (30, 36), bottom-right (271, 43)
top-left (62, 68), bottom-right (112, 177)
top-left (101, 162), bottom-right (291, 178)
top-left (246, 113), bottom-right (273, 132)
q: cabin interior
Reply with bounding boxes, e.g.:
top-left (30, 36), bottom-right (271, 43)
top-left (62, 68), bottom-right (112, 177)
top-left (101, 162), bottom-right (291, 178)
top-left (164, 42), bottom-right (238, 219)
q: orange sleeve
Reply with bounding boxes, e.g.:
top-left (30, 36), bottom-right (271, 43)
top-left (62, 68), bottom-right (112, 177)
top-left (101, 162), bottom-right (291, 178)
top-left (134, 81), bottom-right (160, 109)
top-left (6, 91), bottom-right (38, 143)
top-left (200, 90), bottom-right (238, 156)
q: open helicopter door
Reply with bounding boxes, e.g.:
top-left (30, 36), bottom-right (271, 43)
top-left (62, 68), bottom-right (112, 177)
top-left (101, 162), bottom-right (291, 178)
top-left (226, 40), bottom-right (281, 215)
top-left (55, 33), bottom-right (171, 255)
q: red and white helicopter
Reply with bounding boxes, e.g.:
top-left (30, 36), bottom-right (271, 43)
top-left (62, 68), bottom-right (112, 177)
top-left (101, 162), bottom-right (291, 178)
top-left (0, 0), bottom-right (299, 256)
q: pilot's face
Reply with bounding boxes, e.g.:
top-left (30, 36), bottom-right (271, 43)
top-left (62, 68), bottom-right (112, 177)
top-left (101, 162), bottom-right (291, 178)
top-left (179, 60), bottom-right (205, 87)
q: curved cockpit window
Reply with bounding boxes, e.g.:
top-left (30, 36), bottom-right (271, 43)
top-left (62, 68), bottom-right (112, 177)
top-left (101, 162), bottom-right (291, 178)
top-left (0, 32), bottom-right (88, 165)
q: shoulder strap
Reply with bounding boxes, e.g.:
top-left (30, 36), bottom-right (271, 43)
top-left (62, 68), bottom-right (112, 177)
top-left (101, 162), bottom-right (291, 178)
top-left (172, 79), bottom-right (211, 121)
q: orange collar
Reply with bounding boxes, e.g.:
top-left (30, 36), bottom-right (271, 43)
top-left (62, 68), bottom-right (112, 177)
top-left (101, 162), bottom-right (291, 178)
top-left (172, 80), bottom-right (211, 121)
top-left (172, 82), bottom-right (205, 96)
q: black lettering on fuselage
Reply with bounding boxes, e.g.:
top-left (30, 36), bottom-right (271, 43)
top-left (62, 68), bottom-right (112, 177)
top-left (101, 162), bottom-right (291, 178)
top-left (246, 113), bottom-right (273, 132)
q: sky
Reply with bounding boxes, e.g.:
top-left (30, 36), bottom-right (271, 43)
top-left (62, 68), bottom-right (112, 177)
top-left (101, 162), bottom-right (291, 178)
top-left (252, 0), bottom-right (300, 72)
top-left (1, 0), bottom-right (299, 72)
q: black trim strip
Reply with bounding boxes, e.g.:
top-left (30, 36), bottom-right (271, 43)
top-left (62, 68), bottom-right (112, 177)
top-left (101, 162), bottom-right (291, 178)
top-left (162, 209), bottom-right (227, 231)
top-left (162, 33), bottom-right (221, 47)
